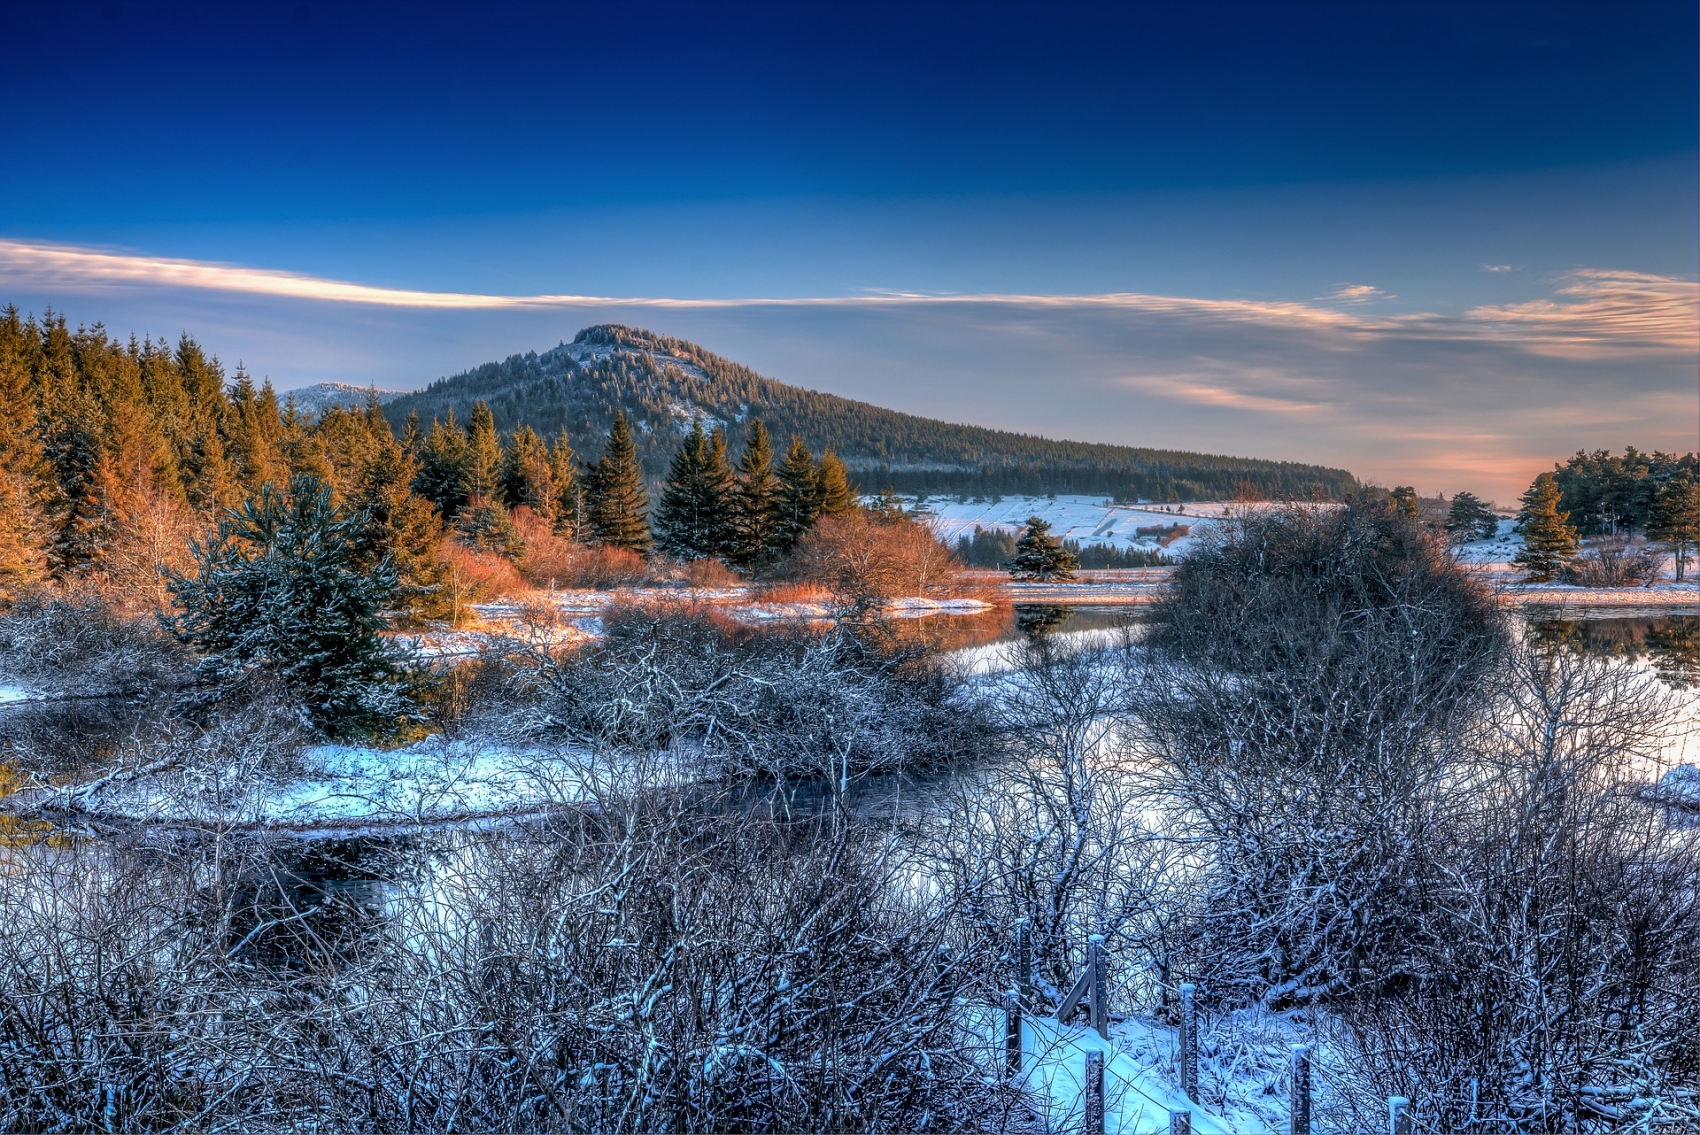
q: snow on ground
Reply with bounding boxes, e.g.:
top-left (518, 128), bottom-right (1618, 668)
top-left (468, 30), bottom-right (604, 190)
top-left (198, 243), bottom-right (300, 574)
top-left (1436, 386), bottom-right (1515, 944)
top-left (1659, 764), bottom-right (1700, 809)
top-left (1013, 1013), bottom-right (1247, 1134)
top-left (1451, 517), bottom-right (1523, 564)
top-left (29, 737), bottom-right (639, 834)
top-left (914, 494), bottom-right (1221, 557)
top-left (0, 685), bottom-right (33, 705)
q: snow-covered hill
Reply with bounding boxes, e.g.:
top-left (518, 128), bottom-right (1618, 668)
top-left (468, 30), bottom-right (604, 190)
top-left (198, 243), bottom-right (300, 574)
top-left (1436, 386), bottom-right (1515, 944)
top-left (283, 381), bottom-right (408, 420)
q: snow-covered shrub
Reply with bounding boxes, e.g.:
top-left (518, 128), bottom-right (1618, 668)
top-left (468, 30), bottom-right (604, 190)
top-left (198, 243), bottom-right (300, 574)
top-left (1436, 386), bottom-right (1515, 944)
top-left (499, 601), bottom-right (989, 784)
top-left (1331, 644), bottom-right (1700, 1132)
top-left (1137, 499), bottom-right (1503, 1004)
top-left (930, 632), bottom-right (1188, 1014)
top-left (1556, 536), bottom-right (1661, 587)
top-left (0, 587), bottom-right (187, 696)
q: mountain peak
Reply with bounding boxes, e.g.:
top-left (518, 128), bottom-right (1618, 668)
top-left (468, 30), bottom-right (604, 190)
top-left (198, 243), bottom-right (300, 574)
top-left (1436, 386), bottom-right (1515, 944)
top-left (386, 327), bottom-right (1357, 500)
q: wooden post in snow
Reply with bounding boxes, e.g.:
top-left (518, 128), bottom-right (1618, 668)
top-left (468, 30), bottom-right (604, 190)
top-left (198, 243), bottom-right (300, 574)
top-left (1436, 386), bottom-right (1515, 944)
top-left (1088, 934), bottom-right (1108, 1039)
top-left (1004, 987), bottom-right (1022, 1076)
top-left (1289, 1044), bottom-right (1311, 1135)
top-left (1083, 1050), bottom-right (1105, 1135)
top-left (1389, 1096), bottom-right (1413, 1134)
top-left (1169, 1107), bottom-right (1192, 1135)
top-left (1178, 982), bottom-right (1198, 1101)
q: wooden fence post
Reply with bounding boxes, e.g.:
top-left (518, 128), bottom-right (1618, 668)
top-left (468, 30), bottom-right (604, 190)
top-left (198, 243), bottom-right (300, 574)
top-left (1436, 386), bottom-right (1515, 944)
top-left (1088, 934), bottom-right (1108, 1039)
top-left (1004, 987), bottom-right (1022, 1076)
top-left (1169, 1107), bottom-right (1192, 1135)
top-left (1289, 1044), bottom-right (1311, 1135)
top-left (1389, 1095), bottom-right (1413, 1134)
top-left (1178, 982), bottom-right (1198, 1101)
top-left (1083, 1050), bottom-right (1105, 1135)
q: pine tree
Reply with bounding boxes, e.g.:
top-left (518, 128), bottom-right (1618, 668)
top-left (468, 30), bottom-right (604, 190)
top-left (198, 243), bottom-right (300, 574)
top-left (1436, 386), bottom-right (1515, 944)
top-left (413, 410), bottom-right (470, 520)
top-left (730, 419), bottom-right (776, 569)
top-left (1648, 477), bottom-right (1700, 582)
top-left (0, 307), bottom-right (47, 597)
top-left (165, 474), bottom-right (408, 736)
top-left (815, 449), bottom-right (857, 516)
top-left (454, 497), bottom-right (524, 559)
top-left (349, 426), bottom-right (447, 622)
top-left (770, 434), bottom-right (822, 558)
top-left (500, 423), bottom-right (555, 520)
top-left (1515, 472), bottom-right (1580, 581)
top-left (1389, 485), bottom-right (1420, 518)
top-left (547, 428), bottom-right (580, 539)
top-left (654, 420), bottom-right (737, 561)
top-left (464, 401), bottom-right (503, 501)
top-left (1445, 491), bottom-right (1499, 544)
top-left (1008, 516), bottom-right (1078, 581)
top-left (583, 413), bottom-right (652, 554)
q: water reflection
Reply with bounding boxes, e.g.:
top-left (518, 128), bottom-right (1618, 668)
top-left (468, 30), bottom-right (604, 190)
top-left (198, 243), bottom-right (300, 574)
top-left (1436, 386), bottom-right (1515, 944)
top-left (1527, 615), bottom-right (1700, 689)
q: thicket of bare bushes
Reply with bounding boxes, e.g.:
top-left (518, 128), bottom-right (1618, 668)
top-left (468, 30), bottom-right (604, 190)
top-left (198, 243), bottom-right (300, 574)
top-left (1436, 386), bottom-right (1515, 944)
top-left (1122, 499), bottom-right (1700, 1129)
top-left (489, 601), bottom-right (990, 785)
top-left (784, 512), bottom-right (965, 603)
top-left (0, 783), bottom-right (1021, 1132)
top-left (0, 589), bottom-right (187, 697)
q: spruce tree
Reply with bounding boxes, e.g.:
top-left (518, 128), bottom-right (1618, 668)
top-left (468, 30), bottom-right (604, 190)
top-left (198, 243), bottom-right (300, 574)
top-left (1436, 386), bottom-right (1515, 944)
top-left (165, 474), bottom-right (408, 736)
top-left (464, 401), bottom-right (503, 501)
top-left (454, 497), bottom-right (525, 559)
top-left (583, 413), bottom-right (652, 554)
top-left (349, 428), bottom-right (447, 621)
top-left (654, 419), bottom-right (734, 561)
top-left (1445, 491), bottom-right (1499, 544)
top-left (1389, 485), bottom-right (1420, 518)
top-left (730, 419), bottom-right (776, 569)
top-left (1008, 516), bottom-right (1078, 581)
top-left (1649, 477), bottom-right (1700, 582)
top-left (413, 410), bottom-right (470, 520)
top-left (815, 449), bottom-right (858, 516)
top-left (703, 427), bottom-right (737, 557)
top-left (500, 423), bottom-right (555, 520)
top-left (0, 307), bottom-right (47, 597)
top-left (1515, 472), bottom-right (1580, 581)
top-left (770, 434), bottom-right (822, 558)
top-left (547, 428), bottom-right (580, 539)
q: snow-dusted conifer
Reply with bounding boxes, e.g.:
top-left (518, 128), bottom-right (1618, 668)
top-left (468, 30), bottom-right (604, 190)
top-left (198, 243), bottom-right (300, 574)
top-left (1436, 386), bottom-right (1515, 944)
top-left (1008, 515), bottom-right (1078, 581)
top-left (165, 474), bottom-right (408, 736)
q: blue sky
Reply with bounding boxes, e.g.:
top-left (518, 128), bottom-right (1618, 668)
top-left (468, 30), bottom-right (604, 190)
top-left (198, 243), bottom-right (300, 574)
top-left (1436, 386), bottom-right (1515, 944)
top-left (1, 0), bottom-right (1695, 500)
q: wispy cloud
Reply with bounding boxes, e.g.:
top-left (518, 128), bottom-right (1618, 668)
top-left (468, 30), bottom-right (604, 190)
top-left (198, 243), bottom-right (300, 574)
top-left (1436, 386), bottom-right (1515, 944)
top-left (1460, 269), bottom-right (1700, 355)
top-left (1, 239), bottom-right (1692, 357)
top-left (1326, 283), bottom-right (1390, 303)
top-left (1482, 264), bottom-right (1514, 272)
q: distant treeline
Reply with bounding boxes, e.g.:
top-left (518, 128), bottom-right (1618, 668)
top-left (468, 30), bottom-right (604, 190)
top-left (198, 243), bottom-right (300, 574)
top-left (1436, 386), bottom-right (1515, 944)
top-left (386, 324), bottom-right (1359, 502)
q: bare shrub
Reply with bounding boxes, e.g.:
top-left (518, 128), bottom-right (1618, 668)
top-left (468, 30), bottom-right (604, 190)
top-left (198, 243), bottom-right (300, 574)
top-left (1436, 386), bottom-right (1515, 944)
top-left (0, 776), bottom-right (1020, 1132)
top-left (0, 588), bottom-right (188, 696)
top-left (1557, 536), bottom-right (1662, 588)
top-left (931, 633), bottom-right (1186, 1014)
top-left (440, 539), bottom-right (527, 621)
top-left (1332, 642), bottom-right (1700, 1132)
top-left (1137, 499), bottom-right (1503, 1003)
top-left (679, 555), bottom-right (739, 589)
top-left (786, 513), bottom-right (964, 604)
top-left (499, 601), bottom-right (989, 785)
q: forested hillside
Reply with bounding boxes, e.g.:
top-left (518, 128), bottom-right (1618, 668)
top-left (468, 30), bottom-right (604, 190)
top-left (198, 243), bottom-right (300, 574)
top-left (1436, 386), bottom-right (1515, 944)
top-left (385, 324), bottom-right (1358, 500)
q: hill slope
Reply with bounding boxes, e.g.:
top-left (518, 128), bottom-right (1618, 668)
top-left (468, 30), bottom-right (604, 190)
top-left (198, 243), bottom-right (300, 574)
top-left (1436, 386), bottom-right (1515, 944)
top-left (384, 324), bottom-right (1357, 500)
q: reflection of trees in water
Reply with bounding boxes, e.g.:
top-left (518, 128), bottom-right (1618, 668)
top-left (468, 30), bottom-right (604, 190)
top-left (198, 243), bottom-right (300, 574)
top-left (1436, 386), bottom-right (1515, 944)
top-left (1015, 605), bottom-right (1071, 637)
top-left (1527, 616), bottom-right (1700, 688)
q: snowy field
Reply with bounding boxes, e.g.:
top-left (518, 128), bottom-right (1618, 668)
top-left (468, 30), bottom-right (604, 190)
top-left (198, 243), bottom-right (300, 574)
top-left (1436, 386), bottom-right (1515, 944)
top-left (913, 494), bottom-right (1222, 556)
